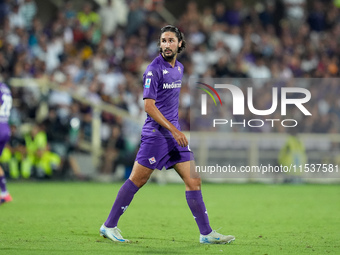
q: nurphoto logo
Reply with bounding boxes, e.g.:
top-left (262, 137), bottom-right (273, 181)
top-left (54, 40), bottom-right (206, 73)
top-left (197, 81), bottom-right (312, 129)
top-left (197, 82), bottom-right (222, 115)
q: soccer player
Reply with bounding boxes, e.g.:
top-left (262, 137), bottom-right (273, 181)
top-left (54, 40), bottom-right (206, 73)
top-left (0, 82), bottom-right (13, 204)
top-left (100, 25), bottom-right (235, 244)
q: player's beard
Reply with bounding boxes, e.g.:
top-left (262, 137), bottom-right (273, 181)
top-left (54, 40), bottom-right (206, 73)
top-left (162, 48), bottom-right (177, 62)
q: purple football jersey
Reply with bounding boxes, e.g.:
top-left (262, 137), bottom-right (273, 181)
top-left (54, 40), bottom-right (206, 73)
top-left (0, 82), bottom-right (12, 152)
top-left (0, 82), bottom-right (12, 124)
top-left (142, 54), bottom-right (184, 138)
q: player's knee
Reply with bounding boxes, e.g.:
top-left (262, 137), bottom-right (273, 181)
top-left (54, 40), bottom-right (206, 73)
top-left (129, 175), bottom-right (149, 188)
top-left (185, 177), bottom-right (201, 191)
top-left (139, 176), bottom-right (149, 187)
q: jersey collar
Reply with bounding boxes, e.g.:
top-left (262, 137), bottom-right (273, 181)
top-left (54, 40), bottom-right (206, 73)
top-left (159, 53), bottom-right (178, 68)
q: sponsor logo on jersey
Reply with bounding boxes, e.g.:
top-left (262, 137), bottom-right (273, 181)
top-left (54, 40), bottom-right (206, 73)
top-left (163, 80), bottom-right (182, 89)
top-left (163, 69), bottom-right (169, 75)
top-left (147, 71), bottom-right (153, 76)
top-left (149, 157), bottom-right (156, 164)
top-left (145, 78), bottom-right (151, 88)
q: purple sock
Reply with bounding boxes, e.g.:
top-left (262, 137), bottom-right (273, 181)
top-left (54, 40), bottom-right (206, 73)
top-left (104, 179), bottom-right (139, 228)
top-left (0, 176), bottom-right (7, 193)
top-left (186, 190), bottom-right (212, 235)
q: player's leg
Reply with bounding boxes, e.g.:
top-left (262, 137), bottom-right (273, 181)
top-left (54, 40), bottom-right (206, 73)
top-left (0, 166), bottom-right (12, 203)
top-left (174, 160), bottom-right (212, 233)
top-left (0, 142), bottom-right (12, 203)
top-left (174, 160), bottom-right (235, 244)
top-left (100, 161), bottom-right (153, 242)
top-left (174, 160), bottom-right (201, 190)
top-left (104, 161), bottom-right (153, 228)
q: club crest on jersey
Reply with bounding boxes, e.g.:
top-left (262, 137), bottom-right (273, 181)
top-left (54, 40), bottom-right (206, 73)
top-left (148, 157), bottom-right (156, 164)
top-left (145, 78), bottom-right (151, 88)
top-left (163, 69), bottom-right (169, 75)
top-left (178, 66), bottom-right (181, 73)
top-left (147, 71), bottom-right (153, 76)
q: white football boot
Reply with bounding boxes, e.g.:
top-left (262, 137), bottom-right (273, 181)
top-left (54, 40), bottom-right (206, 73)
top-left (200, 230), bottom-right (235, 244)
top-left (99, 224), bottom-right (130, 243)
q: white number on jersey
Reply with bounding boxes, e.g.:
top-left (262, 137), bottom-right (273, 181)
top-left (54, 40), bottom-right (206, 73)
top-left (0, 94), bottom-right (12, 118)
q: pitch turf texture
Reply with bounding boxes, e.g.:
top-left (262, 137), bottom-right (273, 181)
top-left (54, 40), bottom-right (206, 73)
top-left (1, 182), bottom-right (339, 255)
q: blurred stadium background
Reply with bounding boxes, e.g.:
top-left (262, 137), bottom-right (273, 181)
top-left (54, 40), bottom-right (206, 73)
top-left (1, 0), bottom-right (340, 183)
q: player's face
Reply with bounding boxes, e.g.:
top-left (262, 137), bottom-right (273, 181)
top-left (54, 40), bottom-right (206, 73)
top-left (160, 32), bottom-right (182, 60)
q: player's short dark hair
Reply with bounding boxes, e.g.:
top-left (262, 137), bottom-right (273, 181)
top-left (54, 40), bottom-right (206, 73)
top-left (158, 25), bottom-right (186, 53)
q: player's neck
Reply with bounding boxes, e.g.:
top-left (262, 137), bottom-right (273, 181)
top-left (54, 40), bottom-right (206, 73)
top-left (161, 53), bottom-right (177, 68)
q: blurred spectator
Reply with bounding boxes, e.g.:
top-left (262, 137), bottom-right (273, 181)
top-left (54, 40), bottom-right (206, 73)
top-left (225, 0), bottom-right (243, 26)
top-left (80, 111), bottom-right (92, 142)
top-left (283, 0), bottom-right (306, 30)
top-left (43, 107), bottom-right (69, 163)
top-left (77, 2), bottom-right (100, 31)
top-left (278, 129), bottom-right (307, 183)
top-left (247, 55), bottom-right (271, 79)
top-left (63, 0), bottom-right (76, 21)
top-left (113, 0), bottom-right (129, 27)
top-left (187, 23), bottom-right (206, 47)
top-left (99, 0), bottom-right (119, 37)
top-left (19, 0), bottom-right (37, 29)
top-left (214, 2), bottom-right (228, 24)
top-left (43, 105), bottom-right (84, 179)
top-left (101, 124), bottom-right (126, 175)
top-left (126, 0), bottom-right (146, 36)
top-left (224, 25), bottom-right (243, 56)
top-left (8, 4), bottom-right (25, 29)
top-left (200, 6), bottom-right (215, 32)
top-left (24, 123), bottom-right (61, 178)
top-left (0, 124), bottom-right (28, 179)
top-left (48, 77), bottom-right (73, 121)
top-left (307, 0), bottom-right (325, 32)
top-left (97, 64), bottom-right (125, 100)
top-left (181, 1), bottom-right (201, 25)
top-left (0, 0), bottom-right (10, 25)
top-left (213, 55), bottom-right (231, 77)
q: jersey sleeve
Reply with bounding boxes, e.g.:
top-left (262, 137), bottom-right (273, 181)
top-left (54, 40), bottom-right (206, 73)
top-left (143, 65), bottom-right (161, 100)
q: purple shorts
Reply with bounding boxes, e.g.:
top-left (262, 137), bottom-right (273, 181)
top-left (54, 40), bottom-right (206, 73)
top-left (135, 135), bottom-right (194, 170)
top-left (0, 123), bottom-right (10, 154)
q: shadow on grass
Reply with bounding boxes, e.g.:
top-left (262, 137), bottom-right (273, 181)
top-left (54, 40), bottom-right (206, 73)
top-left (96, 236), bottom-right (210, 252)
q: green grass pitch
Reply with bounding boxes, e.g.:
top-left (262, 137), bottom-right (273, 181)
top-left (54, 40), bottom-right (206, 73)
top-left (1, 181), bottom-right (339, 255)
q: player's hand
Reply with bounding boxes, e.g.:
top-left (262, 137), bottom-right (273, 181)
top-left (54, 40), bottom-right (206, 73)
top-left (172, 129), bottom-right (188, 147)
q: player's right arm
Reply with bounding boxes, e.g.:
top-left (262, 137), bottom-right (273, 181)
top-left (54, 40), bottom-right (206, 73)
top-left (144, 99), bottom-right (188, 147)
top-left (142, 65), bottom-right (188, 147)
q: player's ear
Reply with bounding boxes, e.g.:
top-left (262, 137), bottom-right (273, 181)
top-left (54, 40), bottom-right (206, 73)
top-left (178, 40), bottom-right (182, 48)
